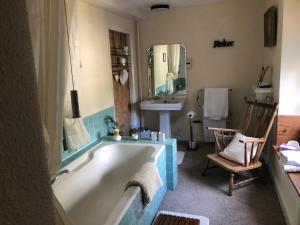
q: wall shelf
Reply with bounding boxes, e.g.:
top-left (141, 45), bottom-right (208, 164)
top-left (110, 48), bottom-right (130, 56)
top-left (109, 30), bottom-right (132, 135)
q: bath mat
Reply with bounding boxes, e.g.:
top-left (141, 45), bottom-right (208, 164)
top-left (177, 151), bottom-right (185, 165)
top-left (153, 210), bottom-right (209, 225)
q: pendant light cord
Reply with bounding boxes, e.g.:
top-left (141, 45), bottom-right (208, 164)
top-left (63, 0), bottom-right (75, 90)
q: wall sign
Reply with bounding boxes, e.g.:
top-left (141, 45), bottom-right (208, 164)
top-left (213, 39), bottom-right (235, 48)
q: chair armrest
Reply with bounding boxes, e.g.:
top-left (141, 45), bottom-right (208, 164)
top-left (239, 138), bottom-right (265, 144)
top-left (207, 127), bottom-right (241, 133)
top-left (207, 127), bottom-right (239, 154)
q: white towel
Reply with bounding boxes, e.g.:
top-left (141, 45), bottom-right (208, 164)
top-left (283, 165), bottom-right (300, 172)
top-left (203, 88), bottom-right (228, 120)
top-left (125, 162), bottom-right (163, 206)
top-left (64, 118), bottom-right (91, 150)
top-left (280, 150), bottom-right (300, 167)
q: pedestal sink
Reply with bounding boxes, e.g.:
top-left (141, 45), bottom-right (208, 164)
top-left (140, 99), bottom-right (184, 138)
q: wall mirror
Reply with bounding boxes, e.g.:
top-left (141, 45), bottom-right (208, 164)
top-left (147, 44), bottom-right (187, 97)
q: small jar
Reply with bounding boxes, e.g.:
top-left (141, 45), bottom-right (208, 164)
top-left (131, 133), bottom-right (138, 140)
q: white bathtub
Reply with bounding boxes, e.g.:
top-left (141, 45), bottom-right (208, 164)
top-left (52, 142), bottom-right (165, 225)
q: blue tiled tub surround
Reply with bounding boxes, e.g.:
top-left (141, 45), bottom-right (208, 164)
top-left (61, 106), bottom-right (115, 167)
top-left (165, 139), bottom-right (177, 190)
top-left (118, 147), bottom-right (167, 225)
top-left (82, 107), bottom-right (115, 142)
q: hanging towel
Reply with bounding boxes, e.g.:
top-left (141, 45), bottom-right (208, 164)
top-left (64, 118), bottom-right (90, 150)
top-left (283, 165), bottom-right (300, 172)
top-left (203, 88), bottom-right (228, 120)
top-left (125, 162), bottom-right (163, 207)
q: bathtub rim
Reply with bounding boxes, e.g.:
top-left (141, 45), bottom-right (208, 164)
top-left (53, 141), bottom-right (166, 225)
top-left (103, 143), bottom-right (165, 225)
top-left (60, 141), bottom-right (165, 173)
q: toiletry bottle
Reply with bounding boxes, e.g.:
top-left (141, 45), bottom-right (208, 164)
top-left (151, 132), bottom-right (158, 141)
top-left (159, 132), bottom-right (165, 141)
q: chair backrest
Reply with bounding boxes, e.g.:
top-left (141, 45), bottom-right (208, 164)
top-left (238, 98), bottom-right (278, 163)
top-left (238, 98), bottom-right (278, 160)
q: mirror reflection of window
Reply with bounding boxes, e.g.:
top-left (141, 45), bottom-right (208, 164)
top-left (150, 44), bottom-right (187, 97)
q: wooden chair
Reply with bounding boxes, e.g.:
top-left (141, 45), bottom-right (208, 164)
top-left (202, 98), bottom-right (278, 196)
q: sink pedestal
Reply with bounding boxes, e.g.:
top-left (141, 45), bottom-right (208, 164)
top-left (140, 99), bottom-right (184, 138)
top-left (159, 111), bottom-right (171, 138)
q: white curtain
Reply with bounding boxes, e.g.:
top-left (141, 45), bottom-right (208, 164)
top-left (166, 44), bottom-right (180, 93)
top-left (26, 1), bottom-right (79, 224)
top-left (26, 0), bottom-right (79, 174)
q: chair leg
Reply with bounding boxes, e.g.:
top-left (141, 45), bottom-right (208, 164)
top-left (202, 159), bottom-right (211, 176)
top-left (228, 173), bottom-right (235, 196)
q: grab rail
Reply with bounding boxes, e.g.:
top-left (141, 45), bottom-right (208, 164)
top-left (51, 169), bottom-right (69, 185)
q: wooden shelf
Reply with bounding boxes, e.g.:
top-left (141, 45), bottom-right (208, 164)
top-left (110, 48), bottom-right (130, 56)
top-left (273, 145), bottom-right (300, 197)
top-left (111, 53), bottom-right (131, 57)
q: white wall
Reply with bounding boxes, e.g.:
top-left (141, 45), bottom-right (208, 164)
top-left (264, 1), bottom-right (300, 225)
top-left (78, 1), bottom-right (139, 128)
top-left (78, 1), bottom-right (114, 116)
top-left (278, 0), bottom-right (300, 115)
top-left (138, 0), bottom-right (265, 140)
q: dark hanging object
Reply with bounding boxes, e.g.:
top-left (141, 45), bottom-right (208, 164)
top-left (63, 0), bottom-right (81, 118)
top-left (264, 6), bottom-right (277, 47)
top-left (71, 90), bottom-right (80, 118)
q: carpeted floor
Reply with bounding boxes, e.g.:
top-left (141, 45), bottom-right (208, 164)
top-left (159, 144), bottom-right (286, 225)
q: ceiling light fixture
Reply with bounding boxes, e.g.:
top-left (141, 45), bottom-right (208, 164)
top-left (150, 4), bottom-right (170, 12)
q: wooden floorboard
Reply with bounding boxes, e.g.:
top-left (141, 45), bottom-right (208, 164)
top-left (153, 214), bottom-right (200, 225)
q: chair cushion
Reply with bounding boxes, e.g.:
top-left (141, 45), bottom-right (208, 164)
top-left (219, 133), bottom-right (259, 165)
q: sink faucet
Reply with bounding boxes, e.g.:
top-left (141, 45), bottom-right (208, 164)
top-left (50, 169), bottom-right (69, 185)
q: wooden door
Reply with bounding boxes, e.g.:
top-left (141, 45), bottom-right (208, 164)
top-left (109, 30), bottom-right (131, 135)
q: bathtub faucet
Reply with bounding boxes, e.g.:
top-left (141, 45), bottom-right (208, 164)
top-left (51, 169), bottom-right (69, 185)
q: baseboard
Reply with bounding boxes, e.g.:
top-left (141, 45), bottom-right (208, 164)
top-left (177, 139), bottom-right (214, 145)
top-left (177, 140), bottom-right (189, 146)
top-left (267, 165), bottom-right (292, 225)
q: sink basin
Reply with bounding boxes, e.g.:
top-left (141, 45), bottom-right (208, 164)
top-left (140, 99), bottom-right (184, 138)
top-left (140, 99), bottom-right (183, 111)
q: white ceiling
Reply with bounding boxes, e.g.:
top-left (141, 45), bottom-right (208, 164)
top-left (84, 0), bottom-right (226, 18)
